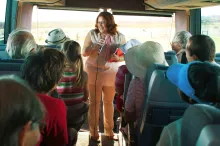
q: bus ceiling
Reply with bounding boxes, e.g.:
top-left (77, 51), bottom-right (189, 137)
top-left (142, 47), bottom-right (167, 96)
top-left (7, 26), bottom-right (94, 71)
top-left (17, 0), bottom-right (220, 12)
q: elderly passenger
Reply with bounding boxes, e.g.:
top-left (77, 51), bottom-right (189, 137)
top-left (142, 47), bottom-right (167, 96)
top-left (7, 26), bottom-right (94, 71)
top-left (6, 29), bottom-right (37, 59)
top-left (186, 34), bottom-right (216, 64)
top-left (171, 31), bottom-right (192, 63)
top-left (21, 48), bottom-right (68, 146)
top-left (157, 61), bottom-right (220, 146)
top-left (0, 75), bottom-right (44, 146)
top-left (124, 41), bottom-right (167, 131)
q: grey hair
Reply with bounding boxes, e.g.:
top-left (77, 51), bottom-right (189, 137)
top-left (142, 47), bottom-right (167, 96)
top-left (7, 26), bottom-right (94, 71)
top-left (0, 75), bottom-right (44, 146)
top-left (6, 29), bottom-right (37, 59)
top-left (172, 31), bottom-right (192, 49)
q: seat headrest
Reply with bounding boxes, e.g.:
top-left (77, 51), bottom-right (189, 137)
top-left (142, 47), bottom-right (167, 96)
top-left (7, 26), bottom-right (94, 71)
top-left (147, 69), bottom-right (187, 104)
top-left (165, 50), bottom-right (176, 55)
top-left (196, 124), bottom-right (220, 146)
top-left (216, 53), bottom-right (220, 58)
top-left (181, 104), bottom-right (220, 146)
top-left (144, 63), bottom-right (168, 89)
top-left (164, 51), bottom-right (178, 65)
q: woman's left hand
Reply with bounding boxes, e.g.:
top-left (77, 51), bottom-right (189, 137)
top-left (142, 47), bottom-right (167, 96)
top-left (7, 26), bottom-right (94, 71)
top-left (109, 54), bottom-right (120, 62)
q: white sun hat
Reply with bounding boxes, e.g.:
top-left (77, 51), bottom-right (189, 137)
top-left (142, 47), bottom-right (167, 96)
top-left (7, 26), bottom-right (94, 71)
top-left (119, 39), bottom-right (142, 54)
top-left (45, 28), bottom-right (69, 45)
top-left (125, 41), bottom-right (168, 79)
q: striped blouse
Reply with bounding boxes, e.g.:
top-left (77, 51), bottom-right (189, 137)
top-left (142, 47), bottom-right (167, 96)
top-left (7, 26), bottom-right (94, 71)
top-left (57, 69), bottom-right (84, 106)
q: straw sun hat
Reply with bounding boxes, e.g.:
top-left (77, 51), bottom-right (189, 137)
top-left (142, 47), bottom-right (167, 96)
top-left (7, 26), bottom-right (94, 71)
top-left (124, 41), bottom-right (167, 79)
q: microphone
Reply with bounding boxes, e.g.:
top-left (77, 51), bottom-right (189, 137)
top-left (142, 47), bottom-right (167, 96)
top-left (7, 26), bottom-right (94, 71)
top-left (98, 45), bottom-right (104, 54)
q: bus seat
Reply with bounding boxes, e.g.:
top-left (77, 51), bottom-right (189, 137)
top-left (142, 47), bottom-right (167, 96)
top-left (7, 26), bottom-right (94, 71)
top-left (138, 67), bottom-right (189, 146)
top-left (0, 59), bottom-right (24, 76)
top-left (181, 104), bottom-right (220, 146)
top-left (215, 53), bottom-right (220, 58)
top-left (0, 45), bottom-right (11, 59)
top-left (215, 57), bottom-right (220, 65)
top-left (164, 51), bottom-right (178, 65)
top-left (144, 63), bottom-right (169, 93)
top-left (196, 125), bottom-right (220, 146)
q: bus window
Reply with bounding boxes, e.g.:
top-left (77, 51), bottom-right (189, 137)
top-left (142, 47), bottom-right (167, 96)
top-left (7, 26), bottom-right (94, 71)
top-left (32, 6), bottom-right (175, 51)
top-left (0, 0), bottom-right (7, 44)
top-left (201, 6), bottom-right (220, 53)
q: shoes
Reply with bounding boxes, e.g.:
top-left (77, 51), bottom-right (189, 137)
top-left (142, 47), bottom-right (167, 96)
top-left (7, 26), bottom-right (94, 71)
top-left (106, 135), bottom-right (119, 141)
top-left (89, 135), bottom-right (100, 143)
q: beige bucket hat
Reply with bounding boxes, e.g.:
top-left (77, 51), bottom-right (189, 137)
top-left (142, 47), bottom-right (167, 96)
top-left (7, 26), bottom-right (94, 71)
top-left (125, 41), bottom-right (167, 79)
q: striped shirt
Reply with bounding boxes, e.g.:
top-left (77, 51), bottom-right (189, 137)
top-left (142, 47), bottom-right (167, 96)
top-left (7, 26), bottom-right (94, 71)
top-left (57, 69), bottom-right (84, 106)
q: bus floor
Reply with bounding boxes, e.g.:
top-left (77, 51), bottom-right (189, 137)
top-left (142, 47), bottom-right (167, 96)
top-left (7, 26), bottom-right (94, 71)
top-left (76, 102), bottom-right (126, 146)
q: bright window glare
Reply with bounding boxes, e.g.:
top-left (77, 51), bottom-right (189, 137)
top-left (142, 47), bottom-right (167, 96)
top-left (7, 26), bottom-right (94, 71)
top-left (32, 6), bottom-right (175, 51)
top-left (0, 0), bottom-right (7, 41)
top-left (201, 6), bottom-right (220, 53)
top-left (0, 0), bottom-right (7, 22)
top-left (201, 6), bottom-right (220, 16)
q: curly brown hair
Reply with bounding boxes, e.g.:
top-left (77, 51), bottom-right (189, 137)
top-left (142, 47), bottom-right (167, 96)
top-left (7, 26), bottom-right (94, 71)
top-left (95, 12), bottom-right (118, 35)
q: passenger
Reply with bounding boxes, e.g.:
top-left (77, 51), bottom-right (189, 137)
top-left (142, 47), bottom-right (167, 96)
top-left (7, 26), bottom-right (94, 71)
top-left (124, 41), bottom-right (167, 133)
top-left (0, 75), bottom-right (44, 146)
top-left (115, 39), bottom-right (142, 112)
top-left (157, 61), bottom-right (220, 146)
top-left (83, 12), bottom-right (126, 142)
top-left (171, 31), bottom-right (192, 63)
top-left (6, 28), bottom-right (38, 59)
top-left (186, 35), bottom-right (216, 64)
top-left (45, 28), bottom-right (70, 50)
top-left (21, 48), bottom-right (68, 146)
top-left (57, 40), bottom-right (89, 132)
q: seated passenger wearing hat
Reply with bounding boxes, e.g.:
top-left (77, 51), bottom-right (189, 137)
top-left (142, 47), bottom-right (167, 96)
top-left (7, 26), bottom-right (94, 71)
top-left (115, 39), bottom-right (142, 112)
top-left (157, 61), bottom-right (220, 146)
top-left (124, 41), bottom-right (167, 131)
top-left (45, 28), bottom-right (70, 49)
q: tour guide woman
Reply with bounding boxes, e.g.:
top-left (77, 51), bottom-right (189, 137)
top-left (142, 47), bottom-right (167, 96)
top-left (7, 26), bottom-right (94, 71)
top-left (83, 11), bottom-right (126, 142)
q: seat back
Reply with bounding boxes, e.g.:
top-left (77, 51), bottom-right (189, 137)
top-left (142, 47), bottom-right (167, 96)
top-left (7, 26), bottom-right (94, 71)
top-left (215, 57), bottom-right (220, 65)
top-left (196, 125), bottom-right (220, 146)
top-left (139, 65), bottom-right (189, 146)
top-left (181, 104), bottom-right (220, 146)
top-left (164, 51), bottom-right (178, 65)
top-left (0, 59), bottom-right (24, 76)
top-left (216, 53), bottom-right (220, 58)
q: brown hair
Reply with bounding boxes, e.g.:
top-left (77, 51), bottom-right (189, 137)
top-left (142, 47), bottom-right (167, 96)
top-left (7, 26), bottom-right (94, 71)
top-left (21, 48), bottom-right (65, 93)
top-left (62, 41), bottom-right (84, 86)
top-left (95, 12), bottom-right (118, 35)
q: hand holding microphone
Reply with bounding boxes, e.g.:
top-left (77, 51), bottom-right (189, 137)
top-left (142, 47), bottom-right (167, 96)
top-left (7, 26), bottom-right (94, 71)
top-left (97, 36), bottom-right (106, 54)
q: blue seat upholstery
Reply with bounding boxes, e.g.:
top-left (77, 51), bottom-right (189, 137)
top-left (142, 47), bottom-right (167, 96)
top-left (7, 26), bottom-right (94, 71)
top-left (215, 53), bottom-right (220, 58)
top-left (0, 45), bottom-right (11, 59)
top-left (215, 57), bottom-right (220, 65)
top-left (181, 104), bottom-right (220, 146)
top-left (196, 125), bottom-right (220, 146)
top-left (164, 51), bottom-right (178, 65)
top-left (0, 59), bottom-right (24, 76)
top-left (138, 64), bottom-right (189, 146)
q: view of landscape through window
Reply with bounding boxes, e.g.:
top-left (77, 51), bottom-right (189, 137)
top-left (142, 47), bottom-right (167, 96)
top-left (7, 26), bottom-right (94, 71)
top-left (32, 6), bottom-right (175, 51)
top-left (0, 0), bottom-right (7, 43)
top-left (202, 6), bottom-right (220, 52)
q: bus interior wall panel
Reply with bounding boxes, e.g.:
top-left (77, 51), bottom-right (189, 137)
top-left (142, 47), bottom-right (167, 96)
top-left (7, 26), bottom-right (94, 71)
top-left (65, 0), bottom-right (145, 11)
